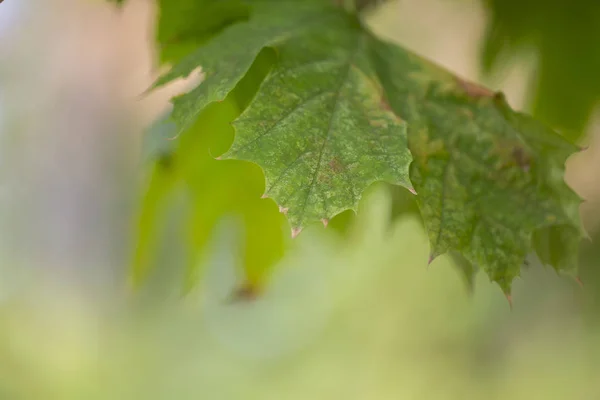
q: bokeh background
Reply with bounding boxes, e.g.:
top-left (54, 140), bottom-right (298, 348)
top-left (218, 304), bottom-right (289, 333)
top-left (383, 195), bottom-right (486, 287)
top-left (0, 0), bottom-right (599, 398)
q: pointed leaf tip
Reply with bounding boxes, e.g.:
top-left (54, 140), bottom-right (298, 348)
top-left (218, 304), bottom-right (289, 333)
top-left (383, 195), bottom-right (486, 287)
top-left (409, 187), bottom-right (417, 195)
top-left (261, 194), bottom-right (268, 199)
top-left (291, 227), bottom-right (302, 239)
top-left (427, 253), bottom-right (438, 266)
top-left (505, 293), bottom-right (513, 309)
top-left (321, 218), bottom-right (329, 228)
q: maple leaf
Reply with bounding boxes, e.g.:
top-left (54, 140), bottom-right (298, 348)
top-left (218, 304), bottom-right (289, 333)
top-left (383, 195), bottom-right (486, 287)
top-left (224, 17), bottom-right (413, 229)
top-left (149, 0), bottom-right (583, 292)
top-left (368, 37), bottom-right (583, 292)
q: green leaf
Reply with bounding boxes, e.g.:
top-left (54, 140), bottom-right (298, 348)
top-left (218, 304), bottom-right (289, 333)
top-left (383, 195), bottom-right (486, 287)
top-left (224, 17), bottom-right (413, 230)
top-left (579, 225), bottom-right (600, 308)
top-left (448, 251), bottom-right (478, 293)
top-left (368, 37), bottom-right (583, 292)
top-left (149, 0), bottom-right (582, 292)
top-left (532, 225), bottom-right (581, 278)
top-left (152, 1), bottom-right (341, 139)
top-left (132, 157), bottom-right (178, 287)
top-left (157, 0), bottom-right (250, 63)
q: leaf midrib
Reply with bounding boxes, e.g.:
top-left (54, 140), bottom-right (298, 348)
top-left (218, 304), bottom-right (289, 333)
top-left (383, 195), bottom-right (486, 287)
top-left (295, 39), bottom-right (364, 227)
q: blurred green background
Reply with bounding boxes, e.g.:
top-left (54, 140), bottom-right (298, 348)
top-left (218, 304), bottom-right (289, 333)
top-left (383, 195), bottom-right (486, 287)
top-left (0, 0), bottom-right (599, 398)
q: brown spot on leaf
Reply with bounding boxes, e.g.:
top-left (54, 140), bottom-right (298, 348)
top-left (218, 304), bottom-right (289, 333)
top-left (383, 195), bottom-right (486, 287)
top-left (329, 157), bottom-right (345, 173)
top-left (494, 142), bottom-right (532, 172)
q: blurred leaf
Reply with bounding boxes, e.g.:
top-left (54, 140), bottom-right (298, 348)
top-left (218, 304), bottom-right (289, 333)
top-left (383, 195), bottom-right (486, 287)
top-left (132, 158), bottom-right (178, 287)
top-left (157, 0), bottom-right (250, 64)
top-left (135, 49), bottom-right (286, 290)
top-left (578, 224), bottom-right (600, 310)
top-left (532, 224), bottom-right (580, 278)
top-left (178, 119), bottom-right (289, 291)
top-left (481, 0), bottom-right (600, 140)
top-left (448, 251), bottom-right (478, 293)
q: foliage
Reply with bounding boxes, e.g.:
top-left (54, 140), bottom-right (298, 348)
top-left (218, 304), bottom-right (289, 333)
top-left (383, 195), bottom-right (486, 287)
top-left (127, 0), bottom-right (583, 296)
top-left (481, 0), bottom-right (600, 140)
